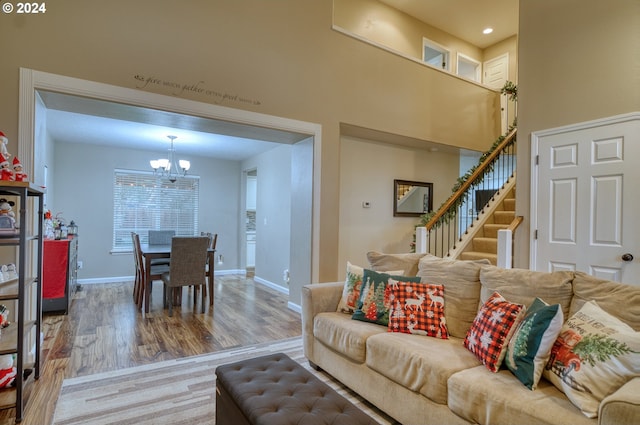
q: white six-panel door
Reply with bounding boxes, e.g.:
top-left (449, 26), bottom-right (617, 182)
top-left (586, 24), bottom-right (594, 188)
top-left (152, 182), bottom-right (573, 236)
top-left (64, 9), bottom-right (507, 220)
top-left (531, 113), bottom-right (640, 284)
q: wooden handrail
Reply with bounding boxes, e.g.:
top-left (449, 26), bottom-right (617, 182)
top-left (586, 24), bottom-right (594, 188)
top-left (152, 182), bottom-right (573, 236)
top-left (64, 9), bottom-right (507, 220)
top-left (425, 128), bottom-right (517, 230)
top-left (507, 215), bottom-right (524, 232)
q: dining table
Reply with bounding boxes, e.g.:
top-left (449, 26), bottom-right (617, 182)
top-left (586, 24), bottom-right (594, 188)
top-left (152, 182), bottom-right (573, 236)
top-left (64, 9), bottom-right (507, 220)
top-left (139, 243), bottom-right (216, 313)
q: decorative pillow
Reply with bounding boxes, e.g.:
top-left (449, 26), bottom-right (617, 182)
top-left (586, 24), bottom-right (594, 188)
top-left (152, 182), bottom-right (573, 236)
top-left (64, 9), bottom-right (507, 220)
top-left (464, 291), bottom-right (525, 372)
top-left (336, 262), bottom-right (402, 314)
top-left (504, 297), bottom-right (564, 389)
top-left (543, 301), bottom-right (640, 418)
top-left (352, 269), bottom-right (421, 326)
top-left (417, 255), bottom-right (489, 339)
top-left (366, 251), bottom-right (428, 277)
top-left (569, 271), bottom-right (640, 329)
top-left (479, 265), bottom-right (574, 320)
top-left (388, 281), bottom-right (448, 339)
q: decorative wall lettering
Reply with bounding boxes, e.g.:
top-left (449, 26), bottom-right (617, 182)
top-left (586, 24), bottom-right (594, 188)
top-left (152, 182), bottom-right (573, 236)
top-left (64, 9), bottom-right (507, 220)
top-left (133, 74), bottom-right (262, 106)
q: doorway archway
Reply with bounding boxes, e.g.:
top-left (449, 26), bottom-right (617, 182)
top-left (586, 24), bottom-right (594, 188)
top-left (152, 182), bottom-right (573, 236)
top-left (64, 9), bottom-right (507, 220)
top-left (18, 68), bottom-right (320, 306)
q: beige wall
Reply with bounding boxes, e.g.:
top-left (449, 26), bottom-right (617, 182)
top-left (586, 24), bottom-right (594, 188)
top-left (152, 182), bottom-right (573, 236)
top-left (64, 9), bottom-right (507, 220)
top-left (0, 0), bottom-right (500, 282)
top-left (51, 141), bottom-right (243, 280)
top-left (515, 0), bottom-right (640, 268)
top-left (338, 136), bottom-right (460, 275)
top-left (334, 0), bottom-right (485, 71)
top-left (335, 0), bottom-right (518, 83)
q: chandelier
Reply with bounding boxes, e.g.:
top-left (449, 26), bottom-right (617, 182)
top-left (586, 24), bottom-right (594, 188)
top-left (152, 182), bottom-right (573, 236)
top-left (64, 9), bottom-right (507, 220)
top-left (149, 135), bottom-right (191, 183)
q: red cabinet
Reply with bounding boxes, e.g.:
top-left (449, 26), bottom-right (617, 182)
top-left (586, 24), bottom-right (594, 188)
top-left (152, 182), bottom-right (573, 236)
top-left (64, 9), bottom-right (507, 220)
top-left (43, 236), bottom-right (78, 313)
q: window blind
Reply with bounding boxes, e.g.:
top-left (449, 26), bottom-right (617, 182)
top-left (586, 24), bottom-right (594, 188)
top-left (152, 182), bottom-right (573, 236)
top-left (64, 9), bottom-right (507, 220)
top-left (113, 169), bottom-right (199, 251)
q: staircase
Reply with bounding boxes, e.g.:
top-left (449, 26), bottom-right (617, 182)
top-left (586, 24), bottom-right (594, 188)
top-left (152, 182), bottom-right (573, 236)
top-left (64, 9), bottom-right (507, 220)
top-left (458, 186), bottom-right (516, 265)
top-left (416, 127), bottom-right (518, 262)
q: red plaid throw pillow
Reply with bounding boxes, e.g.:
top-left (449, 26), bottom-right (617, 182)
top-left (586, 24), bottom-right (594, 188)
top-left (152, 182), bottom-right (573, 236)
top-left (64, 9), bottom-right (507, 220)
top-left (464, 292), bottom-right (525, 372)
top-left (388, 281), bottom-right (448, 339)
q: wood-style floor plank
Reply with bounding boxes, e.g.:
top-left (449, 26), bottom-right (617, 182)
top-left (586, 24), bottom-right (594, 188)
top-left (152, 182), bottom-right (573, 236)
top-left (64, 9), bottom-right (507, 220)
top-left (0, 274), bottom-right (302, 425)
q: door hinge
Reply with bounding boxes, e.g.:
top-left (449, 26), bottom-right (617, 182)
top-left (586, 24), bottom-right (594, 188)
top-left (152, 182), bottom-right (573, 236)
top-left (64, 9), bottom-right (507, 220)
top-left (535, 155), bottom-right (539, 165)
top-left (534, 229), bottom-right (538, 239)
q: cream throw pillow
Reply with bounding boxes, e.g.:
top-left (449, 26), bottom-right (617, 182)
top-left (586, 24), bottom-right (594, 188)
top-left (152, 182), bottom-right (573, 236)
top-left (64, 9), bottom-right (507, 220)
top-left (366, 251), bottom-right (428, 277)
top-left (543, 301), bottom-right (640, 418)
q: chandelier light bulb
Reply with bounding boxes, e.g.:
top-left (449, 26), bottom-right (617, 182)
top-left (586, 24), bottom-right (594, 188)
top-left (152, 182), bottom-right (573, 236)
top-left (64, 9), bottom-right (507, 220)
top-left (179, 160), bottom-right (191, 171)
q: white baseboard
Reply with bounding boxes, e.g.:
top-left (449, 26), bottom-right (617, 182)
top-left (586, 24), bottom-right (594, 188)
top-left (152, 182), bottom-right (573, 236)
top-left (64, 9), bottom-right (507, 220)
top-left (251, 276), bottom-right (300, 313)
top-left (79, 276), bottom-right (134, 285)
top-left (287, 301), bottom-right (301, 314)
top-left (252, 276), bottom-right (288, 294)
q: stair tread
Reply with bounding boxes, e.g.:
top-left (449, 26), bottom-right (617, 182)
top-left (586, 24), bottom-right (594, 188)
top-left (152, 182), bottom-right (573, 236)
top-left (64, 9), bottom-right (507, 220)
top-left (460, 251), bottom-right (497, 265)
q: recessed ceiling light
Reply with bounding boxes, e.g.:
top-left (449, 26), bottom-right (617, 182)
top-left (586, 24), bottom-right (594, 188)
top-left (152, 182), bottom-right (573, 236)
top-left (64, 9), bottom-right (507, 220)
top-left (483, 27), bottom-right (494, 35)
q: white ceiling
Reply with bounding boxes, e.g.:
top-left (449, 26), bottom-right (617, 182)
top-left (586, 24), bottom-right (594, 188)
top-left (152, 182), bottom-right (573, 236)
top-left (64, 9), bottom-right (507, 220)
top-left (42, 2), bottom-right (518, 160)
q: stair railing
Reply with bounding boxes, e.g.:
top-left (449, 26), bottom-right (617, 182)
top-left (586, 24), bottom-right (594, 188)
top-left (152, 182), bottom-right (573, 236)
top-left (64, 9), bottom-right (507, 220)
top-left (415, 127), bottom-right (517, 257)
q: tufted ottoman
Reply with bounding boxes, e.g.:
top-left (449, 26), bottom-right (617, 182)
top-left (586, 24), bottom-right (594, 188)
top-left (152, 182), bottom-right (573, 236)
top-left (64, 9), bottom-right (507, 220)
top-left (215, 352), bottom-right (379, 425)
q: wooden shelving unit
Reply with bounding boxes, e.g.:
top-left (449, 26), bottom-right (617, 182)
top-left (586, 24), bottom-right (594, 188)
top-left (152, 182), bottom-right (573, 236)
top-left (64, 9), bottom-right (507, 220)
top-left (0, 182), bottom-right (43, 422)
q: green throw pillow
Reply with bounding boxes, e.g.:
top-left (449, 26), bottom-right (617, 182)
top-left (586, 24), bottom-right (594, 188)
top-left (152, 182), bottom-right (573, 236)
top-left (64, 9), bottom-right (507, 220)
top-left (352, 269), bottom-right (420, 326)
top-left (504, 297), bottom-right (564, 389)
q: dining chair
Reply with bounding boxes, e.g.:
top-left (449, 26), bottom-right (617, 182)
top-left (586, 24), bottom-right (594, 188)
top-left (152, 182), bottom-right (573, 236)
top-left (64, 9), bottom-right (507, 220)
top-left (149, 230), bottom-right (175, 244)
top-left (200, 231), bottom-right (218, 250)
top-left (148, 230), bottom-right (175, 266)
top-left (161, 236), bottom-right (210, 316)
top-left (131, 232), bottom-right (143, 305)
top-left (200, 232), bottom-right (218, 300)
top-left (132, 232), bottom-right (170, 308)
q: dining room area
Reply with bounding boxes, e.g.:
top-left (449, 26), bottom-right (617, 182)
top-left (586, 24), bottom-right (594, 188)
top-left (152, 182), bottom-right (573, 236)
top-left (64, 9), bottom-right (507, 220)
top-left (131, 230), bottom-right (218, 315)
top-left (36, 89), bottom-right (315, 314)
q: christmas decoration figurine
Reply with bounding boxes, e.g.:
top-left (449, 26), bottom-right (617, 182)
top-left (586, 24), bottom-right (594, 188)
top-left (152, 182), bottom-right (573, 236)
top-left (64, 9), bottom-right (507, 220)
top-left (0, 132), bottom-right (9, 160)
top-left (12, 157), bottom-right (27, 182)
top-left (0, 355), bottom-right (16, 388)
top-left (0, 155), bottom-right (13, 181)
top-left (0, 305), bottom-right (14, 388)
top-left (0, 304), bottom-right (9, 328)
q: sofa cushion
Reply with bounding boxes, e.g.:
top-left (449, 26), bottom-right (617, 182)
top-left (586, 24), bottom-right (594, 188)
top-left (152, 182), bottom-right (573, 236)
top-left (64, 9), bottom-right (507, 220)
top-left (543, 301), bottom-right (640, 418)
top-left (570, 272), bottom-right (640, 330)
top-left (479, 265), bottom-right (574, 319)
top-left (388, 281), bottom-right (449, 339)
top-left (313, 312), bottom-right (386, 363)
top-left (464, 292), bottom-right (525, 373)
top-left (448, 366), bottom-right (594, 425)
top-left (366, 251), bottom-right (428, 277)
top-left (504, 297), bottom-right (564, 389)
top-left (352, 269), bottom-right (421, 326)
top-left (336, 262), bottom-right (402, 314)
top-left (365, 332), bottom-right (480, 405)
top-left (417, 255), bottom-right (489, 338)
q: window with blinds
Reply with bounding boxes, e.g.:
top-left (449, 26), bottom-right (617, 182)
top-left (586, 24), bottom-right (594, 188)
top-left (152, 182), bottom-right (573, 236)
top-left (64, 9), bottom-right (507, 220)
top-left (113, 169), bottom-right (199, 251)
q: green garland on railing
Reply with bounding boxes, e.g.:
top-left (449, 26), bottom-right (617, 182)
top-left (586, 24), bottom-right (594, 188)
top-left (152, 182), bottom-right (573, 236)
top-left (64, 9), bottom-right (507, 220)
top-left (417, 121), bottom-right (517, 228)
top-left (410, 81), bottom-right (518, 252)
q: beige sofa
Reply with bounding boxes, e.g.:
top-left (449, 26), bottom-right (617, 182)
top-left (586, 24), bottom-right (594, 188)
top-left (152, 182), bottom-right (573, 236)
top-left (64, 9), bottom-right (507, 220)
top-left (301, 254), bottom-right (640, 425)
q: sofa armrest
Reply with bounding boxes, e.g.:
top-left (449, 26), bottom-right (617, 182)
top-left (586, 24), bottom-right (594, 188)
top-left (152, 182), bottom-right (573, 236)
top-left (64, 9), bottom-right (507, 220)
top-left (301, 282), bottom-right (343, 362)
top-left (599, 377), bottom-right (640, 425)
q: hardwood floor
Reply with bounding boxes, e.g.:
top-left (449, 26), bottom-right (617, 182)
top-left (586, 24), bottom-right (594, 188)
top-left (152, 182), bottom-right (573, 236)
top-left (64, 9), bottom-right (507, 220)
top-left (0, 275), bottom-right (302, 425)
